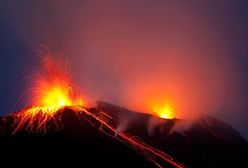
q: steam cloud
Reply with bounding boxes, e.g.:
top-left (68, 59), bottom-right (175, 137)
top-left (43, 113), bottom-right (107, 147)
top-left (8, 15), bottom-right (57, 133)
top-left (3, 1), bottom-right (248, 137)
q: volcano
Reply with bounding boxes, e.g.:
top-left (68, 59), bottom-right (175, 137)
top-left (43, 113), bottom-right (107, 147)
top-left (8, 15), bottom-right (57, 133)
top-left (0, 102), bottom-right (247, 168)
top-left (97, 102), bottom-right (248, 168)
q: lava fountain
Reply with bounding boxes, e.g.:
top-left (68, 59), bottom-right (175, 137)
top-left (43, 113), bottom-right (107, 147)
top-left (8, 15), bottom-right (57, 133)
top-left (13, 56), bottom-right (85, 133)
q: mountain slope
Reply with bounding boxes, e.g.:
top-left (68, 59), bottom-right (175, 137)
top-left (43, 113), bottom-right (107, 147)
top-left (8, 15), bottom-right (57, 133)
top-left (1, 102), bottom-right (247, 168)
top-left (97, 102), bottom-right (248, 168)
top-left (0, 107), bottom-right (180, 168)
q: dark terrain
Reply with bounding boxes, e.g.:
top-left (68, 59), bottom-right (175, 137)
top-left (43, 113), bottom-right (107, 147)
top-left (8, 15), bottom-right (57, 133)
top-left (0, 102), bottom-right (247, 168)
top-left (98, 102), bottom-right (248, 168)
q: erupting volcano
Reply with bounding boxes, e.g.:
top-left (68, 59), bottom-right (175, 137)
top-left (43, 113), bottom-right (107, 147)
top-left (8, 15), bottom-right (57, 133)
top-left (0, 56), bottom-right (248, 168)
top-left (12, 57), bottom-right (85, 133)
top-left (2, 56), bottom-right (184, 168)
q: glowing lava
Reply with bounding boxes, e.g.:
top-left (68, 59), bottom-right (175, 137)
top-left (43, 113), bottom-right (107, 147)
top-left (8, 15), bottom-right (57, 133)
top-left (33, 56), bottom-right (84, 110)
top-left (153, 103), bottom-right (175, 119)
top-left (36, 83), bottom-right (84, 112)
top-left (13, 56), bottom-right (84, 133)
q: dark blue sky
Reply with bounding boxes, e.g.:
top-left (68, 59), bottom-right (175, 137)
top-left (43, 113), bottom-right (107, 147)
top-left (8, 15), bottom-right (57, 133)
top-left (1, 1), bottom-right (248, 139)
top-left (0, 8), bottom-right (26, 114)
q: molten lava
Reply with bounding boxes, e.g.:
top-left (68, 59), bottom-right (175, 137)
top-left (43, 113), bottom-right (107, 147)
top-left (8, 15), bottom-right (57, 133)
top-left (36, 83), bottom-right (84, 112)
top-left (13, 56), bottom-right (84, 133)
top-left (33, 56), bottom-right (84, 110)
top-left (153, 103), bottom-right (174, 119)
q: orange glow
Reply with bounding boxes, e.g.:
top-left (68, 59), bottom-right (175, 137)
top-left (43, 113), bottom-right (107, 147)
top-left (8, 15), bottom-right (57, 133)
top-left (36, 83), bottom-right (84, 112)
top-left (13, 56), bottom-right (85, 132)
top-left (153, 103), bottom-right (174, 119)
top-left (41, 86), bottom-right (73, 109)
top-left (124, 87), bottom-right (178, 119)
top-left (32, 56), bottom-right (85, 111)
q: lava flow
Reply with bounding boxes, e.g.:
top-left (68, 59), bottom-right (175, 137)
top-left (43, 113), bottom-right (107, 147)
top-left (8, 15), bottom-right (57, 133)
top-left (11, 56), bottom-right (183, 168)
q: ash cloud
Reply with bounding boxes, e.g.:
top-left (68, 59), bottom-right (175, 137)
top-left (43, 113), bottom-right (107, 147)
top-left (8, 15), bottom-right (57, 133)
top-left (3, 1), bottom-right (248, 138)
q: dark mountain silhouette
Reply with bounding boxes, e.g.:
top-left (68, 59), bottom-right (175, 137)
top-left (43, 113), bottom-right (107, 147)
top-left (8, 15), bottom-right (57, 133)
top-left (0, 106), bottom-right (179, 168)
top-left (97, 102), bottom-right (248, 168)
top-left (0, 102), bottom-right (247, 168)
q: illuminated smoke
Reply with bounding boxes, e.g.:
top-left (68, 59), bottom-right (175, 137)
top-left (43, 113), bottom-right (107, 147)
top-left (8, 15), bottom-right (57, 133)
top-left (5, 1), bottom-right (248, 136)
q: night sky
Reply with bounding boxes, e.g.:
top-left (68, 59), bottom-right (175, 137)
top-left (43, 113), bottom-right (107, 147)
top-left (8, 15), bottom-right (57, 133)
top-left (1, 1), bottom-right (248, 139)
